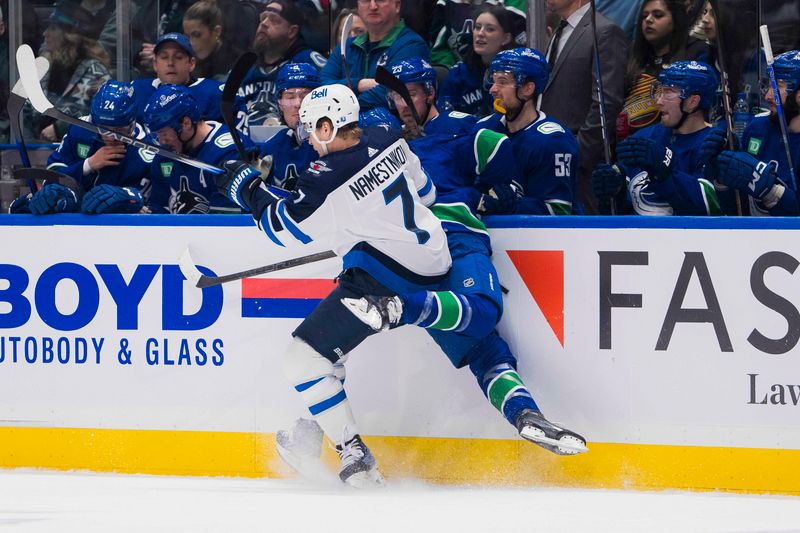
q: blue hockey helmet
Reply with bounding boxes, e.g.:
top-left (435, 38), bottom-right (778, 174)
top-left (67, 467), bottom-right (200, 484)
top-left (276, 62), bottom-right (321, 97)
top-left (359, 107), bottom-right (402, 130)
top-left (389, 57), bottom-right (438, 96)
top-left (486, 47), bottom-right (549, 95)
top-left (773, 50), bottom-right (800, 93)
top-left (143, 84), bottom-right (200, 136)
top-left (91, 80), bottom-right (137, 127)
top-left (657, 60), bottom-right (719, 109)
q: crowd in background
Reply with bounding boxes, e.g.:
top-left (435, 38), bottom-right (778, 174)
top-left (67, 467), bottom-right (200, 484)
top-left (0, 0), bottom-right (798, 216)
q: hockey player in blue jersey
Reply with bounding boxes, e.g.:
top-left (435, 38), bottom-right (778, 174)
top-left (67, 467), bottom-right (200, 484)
top-left (144, 84), bottom-right (254, 214)
top-left (592, 60), bottom-right (723, 216)
top-left (132, 33), bottom-right (225, 127)
top-left (235, 0), bottom-right (327, 130)
top-left (479, 48), bottom-right (580, 215)
top-left (701, 51), bottom-right (800, 216)
top-left (10, 80), bottom-right (150, 215)
top-left (256, 63), bottom-right (321, 190)
top-left (218, 83), bottom-right (451, 487)
top-left (356, 57), bottom-right (589, 454)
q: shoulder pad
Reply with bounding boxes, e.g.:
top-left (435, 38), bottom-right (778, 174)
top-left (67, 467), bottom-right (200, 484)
top-left (537, 121), bottom-right (566, 135)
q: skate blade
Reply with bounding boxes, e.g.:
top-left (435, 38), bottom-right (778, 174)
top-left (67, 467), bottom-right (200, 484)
top-left (343, 468), bottom-right (387, 489)
top-left (276, 443), bottom-right (338, 484)
top-left (520, 427), bottom-right (589, 454)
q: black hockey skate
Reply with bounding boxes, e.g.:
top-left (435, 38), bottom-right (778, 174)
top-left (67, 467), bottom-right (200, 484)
top-left (515, 409), bottom-right (588, 455)
top-left (336, 435), bottom-right (386, 488)
top-left (340, 295), bottom-right (403, 331)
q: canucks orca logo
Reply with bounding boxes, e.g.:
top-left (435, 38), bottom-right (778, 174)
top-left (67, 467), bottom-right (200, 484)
top-left (169, 176), bottom-right (210, 214)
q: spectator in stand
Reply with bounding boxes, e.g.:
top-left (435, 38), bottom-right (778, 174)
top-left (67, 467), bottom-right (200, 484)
top-left (182, 0), bottom-right (241, 82)
top-left (330, 9), bottom-right (366, 55)
top-left (34, 0), bottom-right (111, 142)
top-left (130, 33), bottom-right (226, 126)
top-left (437, 4), bottom-right (516, 117)
top-left (236, 0), bottom-right (327, 129)
top-left (320, 0), bottom-right (430, 111)
top-left (616, 0), bottom-right (689, 142)
top-left (428, 0), bottom-right (525, 75)
top-left (539, 0), bottom-right (628, 215)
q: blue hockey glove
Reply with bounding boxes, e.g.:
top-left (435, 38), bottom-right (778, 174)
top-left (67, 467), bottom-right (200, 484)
top-left (698, 124), bottom-right (730, 167)
top-left (81, 184), bottom-right (144, 214)
top-left (716, 150), bottom-right (777, 200)
top-left (219, 160), bottom-right (264, 209)
top-left (477, 181), bottom-right (523, 215)
top-left (617, 136), bottom-right (674, 182)
top-left (8, 194), bottom-right (32, 214)
top-left (29, 183), bottom-right (78, 215)
top-left (591, 163), bottom-right (625, 199)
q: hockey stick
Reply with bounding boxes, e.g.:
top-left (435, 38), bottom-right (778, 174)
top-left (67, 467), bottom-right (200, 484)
top-left (8, 56), bottom-right (50, 193)
top-left (221, 52), bottom-right (257, 162)
top-left (340, 13), bottom-right (354, 90)
top-left (375, 65), bottom-right (423, 137)
top-left (589, 0), bottom-right (616, 215)
top-left (760, 25), bottom-right (797, 190)
top-left (706, 0), bottom-right (742, 214)
top-left (179, 247), bottom-right (337, 289)
top-left (12, 167), bottom-right (84, 197)
top-left (16, 45), bottom-right (224, 175)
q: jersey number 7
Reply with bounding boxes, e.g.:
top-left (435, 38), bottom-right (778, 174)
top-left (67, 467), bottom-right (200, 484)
top-left (383, 175), bottom-right (431, 245)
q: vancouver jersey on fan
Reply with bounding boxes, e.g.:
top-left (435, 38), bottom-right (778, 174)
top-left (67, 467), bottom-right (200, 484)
top-left (258, 128), bottom-right (317, 190)
top-left (148, 121), bottom-right (254, 214)
top-left (619, 124), bottom-right (721, 216)
top-left (248, 126), bottom-right (451, 294)
top-left (740, 114), bottom-right (800, 216)
top-left (477, 111), bottom-right (578, 214)
top-left (47, 120), bottom-right (153, 193)
top-left (132, 77), bottom-right (225, 125)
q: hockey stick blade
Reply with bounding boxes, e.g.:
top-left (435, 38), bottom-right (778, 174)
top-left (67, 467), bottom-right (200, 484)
top-left (16, 45), bottom-right (224, 175)
top-left (9, 55), bottom-right (49, 191)
top-left (179, 248), bottom-right (337, 289)
top-left (221, 52), bottom-right (257, 161)
top-left (375, 66), bottom-right (423, 136)
top-left (340, 14), bottom-right (354, 90)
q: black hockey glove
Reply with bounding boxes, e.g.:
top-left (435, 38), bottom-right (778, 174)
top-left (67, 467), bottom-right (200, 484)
top-left (218, 160), bottom-right (265, 211)
top-left (617, 136), bottom-right (674, 182)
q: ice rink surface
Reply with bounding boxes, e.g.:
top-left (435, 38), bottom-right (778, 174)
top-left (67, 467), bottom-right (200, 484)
top-left (1, 470), bottom-right (800, 533)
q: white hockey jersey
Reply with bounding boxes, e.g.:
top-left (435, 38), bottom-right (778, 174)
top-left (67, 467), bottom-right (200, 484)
top-left (250, 126), bottom-right (451, 293)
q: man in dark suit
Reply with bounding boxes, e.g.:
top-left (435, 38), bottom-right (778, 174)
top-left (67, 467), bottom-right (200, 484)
top-left (540, 0), bottom-right (627, 214)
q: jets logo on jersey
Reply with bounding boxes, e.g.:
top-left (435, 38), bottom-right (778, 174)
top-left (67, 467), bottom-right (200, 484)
top-left (308, 161), bottom-right (332, 174)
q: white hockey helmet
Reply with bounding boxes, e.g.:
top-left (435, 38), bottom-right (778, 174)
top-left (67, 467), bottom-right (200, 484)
top-left (299, 84), bottom-right (359, 154)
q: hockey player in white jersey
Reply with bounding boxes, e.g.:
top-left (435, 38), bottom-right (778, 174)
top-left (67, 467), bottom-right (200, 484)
top-left (218, 83), bottom-right (451, 488)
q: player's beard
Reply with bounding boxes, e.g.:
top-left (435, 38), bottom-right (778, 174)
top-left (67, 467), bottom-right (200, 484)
top-left (770, 90), bottom-right (800, 127)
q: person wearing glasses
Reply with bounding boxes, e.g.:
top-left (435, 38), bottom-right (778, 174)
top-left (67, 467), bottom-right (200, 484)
top-left (256, 63), bottom-right (321, 191)
top-left (701, 51), bottom-right (800, 217)
top-left (320, 0), bottom-right (431, 111)
top-left (591, 60), bottom-right (723, 216)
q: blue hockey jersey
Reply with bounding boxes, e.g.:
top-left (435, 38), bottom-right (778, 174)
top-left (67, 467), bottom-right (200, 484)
top-left (477, 112), bottom-right (579, 214)
top-left (235, 49), bottom-right (327, 130)
top-left (258, 128), bottom-right (317, 190)
top-left (619, 124), bottom-right (722, 216)
top-left (132, 77), bottom-right (225, 126)
top-left (740, 114), bottom-right (800, 216)
top-left (247, 126), bottom-right (451, 293)
top-left (438, 62), bottom-right (492, 117)
top-left (149, 121), bottom-right (254, 214)
top-left (47, 121), bottom-right (153, 194)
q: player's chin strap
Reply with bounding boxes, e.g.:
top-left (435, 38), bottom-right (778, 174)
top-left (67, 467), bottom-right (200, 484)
top-left (673, 98), bottom-right (699, 131)
top-left (310, 125), bottom-right (337, 156)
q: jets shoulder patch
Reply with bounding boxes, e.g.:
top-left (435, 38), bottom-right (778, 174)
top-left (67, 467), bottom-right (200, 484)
top-left (537, 122), bottom-right (566, 135)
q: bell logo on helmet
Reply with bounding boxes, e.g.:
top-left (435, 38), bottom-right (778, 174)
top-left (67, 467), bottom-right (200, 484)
top-left (310, 88), bottom-right (328, 100)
